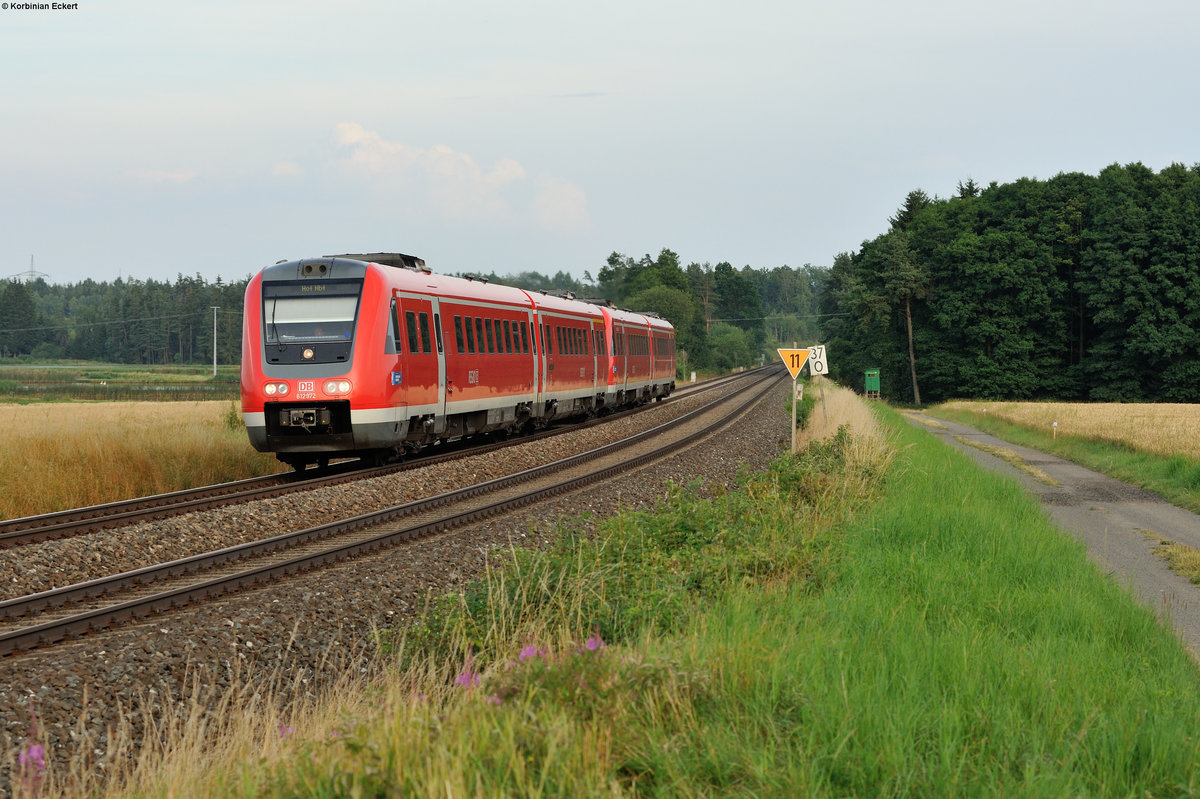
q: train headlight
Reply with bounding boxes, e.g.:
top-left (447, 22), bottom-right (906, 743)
top-left (264, 382), bottom-right (289, 396)
top-left (323, 379), bottom-right (352, 395)
top-left (302, 348), bottom-right (315, 360)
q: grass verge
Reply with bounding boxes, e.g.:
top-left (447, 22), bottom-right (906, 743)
top-left (18, 391), bottom-right (1200, 797)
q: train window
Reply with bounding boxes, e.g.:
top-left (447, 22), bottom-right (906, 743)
top-left (579, 328), bottom-right (585, 355)
top-left (489, 320), bottom-right (500, 354)
top-left (555, 326), bottom-right (563, 356)
top-left (454, 316), bottom-right (465, 354)
top-left (464, 316), bottom-right (476, 354)
top-left (263, 280), bottom-right (361, 344)
top-left (405, 311), bottom-right (418, 354)
top-left (474, 318), bottom-right (485, 354)
top-left (483, 318), bottom-right (494, 353)
top-left (418, 312), bottom-right (432, 353)
top-left (543, 324), bottom-right (551, 355)
top-left (390, 300), bottom-right (402, 352)
top-left (520, 321), bottom-right (530, 354)
top-left (503, 320), bottom-right (513, 353)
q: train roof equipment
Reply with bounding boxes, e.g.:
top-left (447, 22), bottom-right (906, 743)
top-left (326, 252), bottom-right (429, 273)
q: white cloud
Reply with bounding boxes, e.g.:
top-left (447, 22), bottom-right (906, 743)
top-left (334, 122), bottom-right (528, 220)
top-left (272, 161), bottom-right (303, 177)
top-left (531, 175), bottom-right (590, 232)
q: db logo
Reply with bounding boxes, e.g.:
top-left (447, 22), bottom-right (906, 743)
top-left (299, 381), bottom-right (315, 392)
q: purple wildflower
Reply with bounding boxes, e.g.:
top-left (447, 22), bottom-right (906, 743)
top-left (278, 724), bottom-right (295, 739)
top-left (454, 671), bottom-right (481, 688)
top-left (584, 632), bottom-right (605, 652)
top-left (455, 647), bottom-right (480, 689)
top-left (518, 645), bottom-right (545, 662)
top-left (19, 743), bottom-right (45, 772)
top-left (486, 695), bottom-right (503, 706)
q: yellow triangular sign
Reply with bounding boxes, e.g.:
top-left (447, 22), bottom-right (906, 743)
top-left (777, 348), bottom-right (811, 380)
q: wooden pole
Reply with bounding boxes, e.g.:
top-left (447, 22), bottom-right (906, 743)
top-left (791, 376), bottom-right (799, 454)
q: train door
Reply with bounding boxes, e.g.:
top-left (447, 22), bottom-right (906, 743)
top-left (528, 310), bottom-right (543, 407)
top-left (431, 297), bottom-right (447, 425)
top-left (395, 292), bottom-right (446, 432)
top-left (540, 314), bottom-right (553, 392)
top-left (590, 316), bottom-right (600, 393)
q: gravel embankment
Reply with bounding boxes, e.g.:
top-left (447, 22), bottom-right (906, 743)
top-left (0, 380), bottom-right (789, 784)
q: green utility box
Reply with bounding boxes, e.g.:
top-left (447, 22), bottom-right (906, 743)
top-left (864, 369), bottom-right (880, 399)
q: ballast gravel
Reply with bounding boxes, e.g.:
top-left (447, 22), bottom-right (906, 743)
top-left (0, 381), bottom-right (789, 786)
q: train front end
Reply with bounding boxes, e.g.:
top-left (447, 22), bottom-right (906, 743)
top-left (240, 256), bottom-right (388, 470)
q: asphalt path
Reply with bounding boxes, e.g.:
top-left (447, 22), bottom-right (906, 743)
top-left (907, 412), bottom-right (1200, 658)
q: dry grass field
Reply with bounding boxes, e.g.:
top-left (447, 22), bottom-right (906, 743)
top-left (937, 400), bottom-right (1200, 461)
top-left (0, 401), bottom-right (282, 520)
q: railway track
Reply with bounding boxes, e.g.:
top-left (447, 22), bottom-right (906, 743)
top-left (0, 368), bottom-right (781, 657)
top-left (0, 370), bottom-right (761, 549)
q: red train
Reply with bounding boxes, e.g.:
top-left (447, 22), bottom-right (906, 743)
top-left (241, 253), bottom-right (677, 470)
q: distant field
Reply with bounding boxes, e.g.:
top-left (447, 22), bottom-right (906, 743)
top-left (0, 361), bottom-right (239, 402)
top-left (0, 400), bottom-right (281, 519)
top-left (938, 400), bottom-right (1200, 461)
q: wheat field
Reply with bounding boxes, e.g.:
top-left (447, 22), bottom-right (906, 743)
top-left (0, 401), bottom-right (282, 520)
top-left (937, 400), bottom-right (1200, 460)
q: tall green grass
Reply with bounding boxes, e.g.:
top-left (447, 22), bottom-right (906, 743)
top-left (746, 409), bottom-right (1200, 795)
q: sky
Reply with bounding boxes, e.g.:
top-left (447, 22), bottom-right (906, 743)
top-left (2, 0), bottom-right (1199, 287)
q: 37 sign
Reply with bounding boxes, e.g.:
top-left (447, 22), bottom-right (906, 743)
top-left (808, 345), bottom-right (828, 375)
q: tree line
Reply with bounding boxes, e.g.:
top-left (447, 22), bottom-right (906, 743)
top-left (0, 256), bottom-right (827, 373)
top-left (467, 250), bottom-right (826, 372)
top-left (819, 162), bottom-right (1200, 403)
top-left (0, 275), bottom-right (249, 365)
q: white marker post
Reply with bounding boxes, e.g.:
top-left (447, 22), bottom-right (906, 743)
top-left (777, 348), bottom-right (811, 453)
top-left (808, 344), bottom-right (829, 426)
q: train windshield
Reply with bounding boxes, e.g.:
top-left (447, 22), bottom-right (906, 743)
top-left (263, 280), bottom-right (362, 344)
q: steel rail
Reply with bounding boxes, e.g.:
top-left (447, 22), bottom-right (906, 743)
top-left (0, 369), bottom-right (782, 656)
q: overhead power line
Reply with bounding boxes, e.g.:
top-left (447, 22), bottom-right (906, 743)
top-left (0, 308), bottom-right (244, 335)
top-left (708, 312), bottom-right (850, 323)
